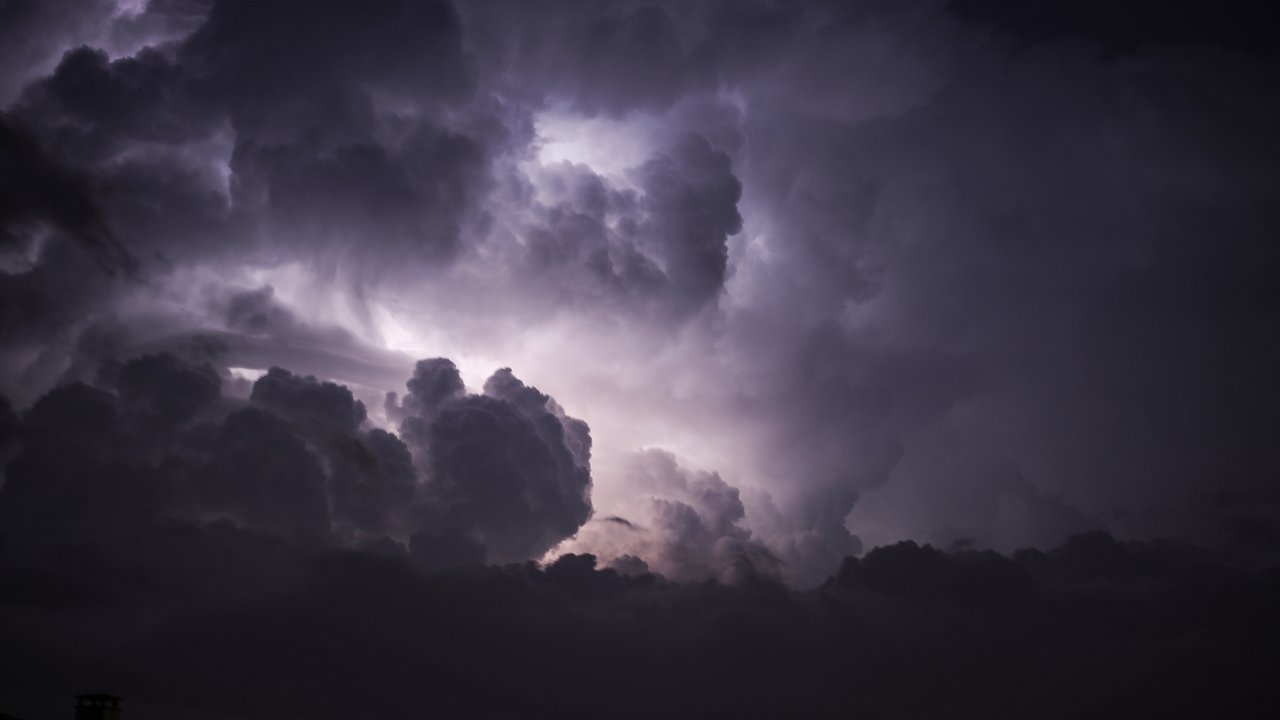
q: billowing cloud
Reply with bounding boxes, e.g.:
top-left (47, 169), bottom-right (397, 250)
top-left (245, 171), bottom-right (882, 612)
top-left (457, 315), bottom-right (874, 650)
top-left (0, 3), bottom-right (1278, 713)
top-left (1, 0), bottom-right (1275, 588)
top-left (391, 359), bottom-right (592, 564)
top-left (0, 351), bottom-right (591, 565)
top-left (558, 449), bottom-right (777, 582)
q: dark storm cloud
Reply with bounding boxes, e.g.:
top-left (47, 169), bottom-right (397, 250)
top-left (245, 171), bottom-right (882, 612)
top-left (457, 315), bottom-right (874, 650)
top-left (0, 354), bottom-right (1277, 718)
top-left (0, 116), bottom-right (135, 359)
top-left (552, 5), bottom-right (694, 115)
top-left (0, 381), bottom-right (170, 579)
top-left (0, 0), bottom-right (1271, 582)
top-left (949, 0), bottom-right (1280, 55)
top-left (1, 3), bottom-right (1279, 715)
top-left (634, 133), bottom-right (742, 311)
top-left (0, 0), bottom-right (497, 365)
top-left (464, 1), bottom-right (701, 116)
top-left (198, 407), bottom-right (332, 541)
top-left (17, 45), bottom-right (207, 157)
top-left (2, 455), bottom-right (1277, 720)
top-left (391, 359), bottom-right (593, 564)
top-left (247, 366), bottom-right (416, 539)
top-left (647, 0), bottom-right (1280, 567)
top-left (113, 351), bottom-right (221, 428)
top-left (171, 0), bottom-right (493, 273)
top-left (0, 0), bottom-right (756, 413)
top-left (0, 0), bottom-right (115, 104)
top-left (250, 366), bottom-right (366, 436)
top-left (0, 118), bottom-right (134, 271)
top-left (386, 357), bottom-right (465, 424)
top-left (824, 30), bottom-right (1280, 550)
top-left (853, 429), bottom-right (1098, 552)
top-left (0, 351), bottom-right (587, 566)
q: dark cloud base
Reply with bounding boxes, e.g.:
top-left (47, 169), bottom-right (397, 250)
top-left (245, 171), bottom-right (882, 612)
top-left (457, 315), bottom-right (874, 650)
top-left (1, 358), bottom-right (1277, 720)
top-left (1, 531), bottom-right (1276, 719)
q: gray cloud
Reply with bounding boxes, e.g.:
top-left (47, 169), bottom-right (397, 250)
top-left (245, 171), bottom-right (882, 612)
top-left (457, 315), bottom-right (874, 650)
top-left (0, 351), bottom-right (1275, 719)
top-left (1, 349), bottom-right (588, 566)
top-left (392, 359), bottom-right (593, 564)
top-left (561, 449), bottom-right (778, 583)
top-left (0, 1), bottom-right (1278, 715)
top-left (0, 0), bottom-right (1277, 589)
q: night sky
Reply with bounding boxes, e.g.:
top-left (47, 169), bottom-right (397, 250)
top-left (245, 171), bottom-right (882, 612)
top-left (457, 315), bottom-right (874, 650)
top-left (1, 1), bottom-right (1278, 718)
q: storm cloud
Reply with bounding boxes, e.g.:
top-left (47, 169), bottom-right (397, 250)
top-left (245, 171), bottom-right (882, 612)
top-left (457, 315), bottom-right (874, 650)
top-left (2, 0), bottom-right (1279, 716)
top-left (390, 358), bottom-right (593, 563)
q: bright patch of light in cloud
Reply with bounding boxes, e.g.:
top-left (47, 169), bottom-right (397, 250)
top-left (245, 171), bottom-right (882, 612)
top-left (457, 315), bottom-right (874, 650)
top-left (534, 110), bottom-right (657, 178)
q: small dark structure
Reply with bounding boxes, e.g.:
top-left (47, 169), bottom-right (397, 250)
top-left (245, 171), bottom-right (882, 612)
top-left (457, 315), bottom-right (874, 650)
top-left (74, 696), bottom-right (120, 720)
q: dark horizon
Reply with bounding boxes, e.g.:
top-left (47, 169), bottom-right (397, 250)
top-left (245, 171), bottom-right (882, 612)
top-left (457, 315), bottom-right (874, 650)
top-left (1, 0), bottom-right (1278, 717)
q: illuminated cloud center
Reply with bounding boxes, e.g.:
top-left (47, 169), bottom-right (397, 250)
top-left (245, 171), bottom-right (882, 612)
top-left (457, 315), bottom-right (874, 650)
top-left (533, 110), bottom-right (657, 179)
